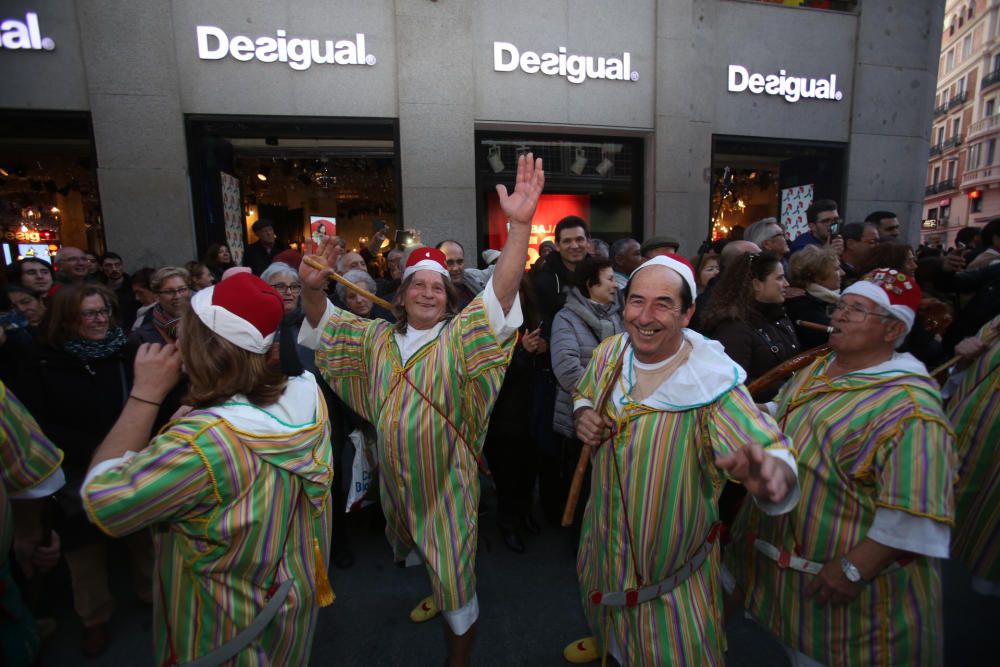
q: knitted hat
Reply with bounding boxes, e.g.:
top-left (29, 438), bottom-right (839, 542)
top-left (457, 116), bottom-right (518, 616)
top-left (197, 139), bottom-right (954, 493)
top-left (842, 268), bottom-right (921, 333)
top-left (190, 271), bottom-right (284, 353)
top-left (481, 249), bottom-right (501, 266)
top-left (403, 247), bottom-right (449, 281)
top-left (630, 253), bottom-right (698, 300)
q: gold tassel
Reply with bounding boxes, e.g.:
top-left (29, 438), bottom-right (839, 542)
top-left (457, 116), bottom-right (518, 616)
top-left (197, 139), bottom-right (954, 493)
top-left (314, 537), bottom-right (335, 607)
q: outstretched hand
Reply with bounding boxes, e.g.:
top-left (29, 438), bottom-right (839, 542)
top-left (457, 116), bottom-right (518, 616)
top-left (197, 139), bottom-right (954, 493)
top-left (301, 236), bottom-right (338, 290)
top-left (496, 153), bottom-right (545, 226)
top-left (716, 444), bottom-right (794, 503)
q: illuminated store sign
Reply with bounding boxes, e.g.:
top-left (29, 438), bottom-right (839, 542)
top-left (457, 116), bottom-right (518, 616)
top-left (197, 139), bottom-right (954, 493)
top-left (727, 65), bottom-right (843, 103)
top-left (0, 12), bottom-right (55, 51)
top-left (196, 26), bottom-right (375, 71)
top-left (493, 42), bottom-right (638, 84)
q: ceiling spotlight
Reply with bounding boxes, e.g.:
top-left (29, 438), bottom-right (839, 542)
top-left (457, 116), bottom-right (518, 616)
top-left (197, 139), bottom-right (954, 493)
top-left (487, 145), bottom-right (504, 173)
top-left (0, 167), bottom-right (8, 177)
top-left (569, 147), bottom-right (588, 176)
top-left (256, 167), bottom-right (270, 182)
top-left (595, 154), bottom-right (614, 177)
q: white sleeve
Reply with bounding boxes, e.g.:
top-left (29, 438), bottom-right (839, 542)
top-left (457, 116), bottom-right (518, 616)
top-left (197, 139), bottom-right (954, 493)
top-left (762, 401), bottom-right (778, 417)
top-left (296, 299), bottom-right (336, 350)
top-left (10, 467), bottom-right (66, 500)
top-left (80, 451), bottom-right (138, 496)
top-left (867, 507), bottom-right (951, 559)
top-left (573, 398), bottom-right (595, 412)
top-left (482, 278), bottom-right (523, 343)
top-left (751, 448), bottom-right (801, 516)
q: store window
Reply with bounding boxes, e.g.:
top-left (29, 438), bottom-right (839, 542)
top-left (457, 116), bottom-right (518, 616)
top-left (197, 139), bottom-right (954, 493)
top-left (186, 116), bottom-right (400, 269)
top-left (475, 131), bottom-right (643, 264)
top-left (0, 111), bottom-right (104, 271)
top-left (710, 135), bottom-right (845, 242)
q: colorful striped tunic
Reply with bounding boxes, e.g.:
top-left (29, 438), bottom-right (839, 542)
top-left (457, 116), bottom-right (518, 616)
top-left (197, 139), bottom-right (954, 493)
top-left (949, 315), bottom-right (1000, 581)
top-left (574, 334), bottom-right (794, 666)
top-left (83, 373), bottom-right (333, 666)
top-left (314, 291), bottom-right (515, 611)
top-left (729, 353), bottom-right (957, 667)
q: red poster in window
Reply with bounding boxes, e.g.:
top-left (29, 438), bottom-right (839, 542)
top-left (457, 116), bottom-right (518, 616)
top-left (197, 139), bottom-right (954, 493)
top-left (486, 193), bottom-right (591, 267)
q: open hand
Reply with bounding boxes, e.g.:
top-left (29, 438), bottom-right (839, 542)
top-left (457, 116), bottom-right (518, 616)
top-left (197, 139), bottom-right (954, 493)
top-left (716, 444), bottom-right (794, 503)
top-left (575, 407), bottom-right (614, 448)
top-left (133, 343), bottom-right (182, 403)
top-left (301, 237), bottom-right (338, 290)
top-left (496, 153), bottom-right (545, 226)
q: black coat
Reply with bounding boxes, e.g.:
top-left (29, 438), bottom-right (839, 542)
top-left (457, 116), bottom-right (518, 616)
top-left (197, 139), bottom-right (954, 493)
top-left (530, 251), bottom-right (577, 340)
top-left (243, 240), bottom-right (290, 276)
top-left (785, 293), bottom-right (833, 350)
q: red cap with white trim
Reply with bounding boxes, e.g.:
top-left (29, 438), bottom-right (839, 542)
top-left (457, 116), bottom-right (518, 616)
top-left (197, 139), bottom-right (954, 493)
top-left (190, 272), bottom-right (284, 353)
top-left (403, 247), bottom-right (449, 281)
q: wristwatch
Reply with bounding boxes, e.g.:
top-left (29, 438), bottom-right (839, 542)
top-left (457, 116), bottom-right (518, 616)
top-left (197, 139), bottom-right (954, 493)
top-left (840, 556), bottom-right (864, 584)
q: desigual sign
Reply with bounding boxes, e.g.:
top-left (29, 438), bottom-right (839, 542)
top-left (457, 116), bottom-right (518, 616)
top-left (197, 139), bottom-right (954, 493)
top-left (0, 12), bottom-right (55, 51)
top-left (493, 42), bottom-right (637, 84)
top-left (727, 65), bottom-right (843, 103)
top-left (196, 25), bottom-right (375, 71)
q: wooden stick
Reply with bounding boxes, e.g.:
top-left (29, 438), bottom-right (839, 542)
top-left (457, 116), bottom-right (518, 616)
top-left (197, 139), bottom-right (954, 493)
top-left (301, 255), bottom-right (397, 313)
top-left (930, 321), bottom-right (1000, 380)
top-left (746, 344), bottom-right (832, 399)
top-left (795, 319), bottom-right (834, 334)
top-left (561, 353), bottom-right (626, 527)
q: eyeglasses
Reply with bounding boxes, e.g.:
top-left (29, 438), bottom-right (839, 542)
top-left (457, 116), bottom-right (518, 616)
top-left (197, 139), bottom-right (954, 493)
top-left (827, 301), bottom-right (893, 322)
top-left (157, 287), bottom-right (190, 297)
top-left (816, 217), bottom-right (843, 226)
top-left (81, 307), bottom-right (112, 321)
top-left (270, 283), bottom-right (302, 294)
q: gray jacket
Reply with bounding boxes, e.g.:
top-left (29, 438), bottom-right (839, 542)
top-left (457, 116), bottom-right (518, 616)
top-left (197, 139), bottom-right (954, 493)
top-left (550, 287), bottom-right (623, 437)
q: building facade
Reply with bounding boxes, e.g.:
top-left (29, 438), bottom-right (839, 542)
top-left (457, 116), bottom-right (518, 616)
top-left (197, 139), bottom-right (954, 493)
top-left (923, 0), bottom-right (1000, 247)
top-left (1, 0), bottom-right (942, 271)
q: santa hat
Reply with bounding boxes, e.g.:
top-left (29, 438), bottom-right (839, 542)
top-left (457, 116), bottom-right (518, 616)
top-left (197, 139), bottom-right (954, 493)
top-left (630, 253), bottom-right (698, 300)
top-left (403, 247), bottom-right (450, 281)
top-left (190, 271), bottom-right (284, 353)
top-left (842, 268), bottom-right (921, 333)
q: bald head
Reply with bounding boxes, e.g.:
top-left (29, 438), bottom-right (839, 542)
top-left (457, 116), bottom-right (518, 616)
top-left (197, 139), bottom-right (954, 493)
top-left (719, 240), bottom-right (761, 270)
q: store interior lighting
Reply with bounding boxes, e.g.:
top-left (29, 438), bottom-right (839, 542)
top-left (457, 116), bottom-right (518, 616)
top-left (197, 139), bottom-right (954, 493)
top-left (487, 145), bottom-right (504, 173)
top-left (256, 167), bottom-right (270, 182)
top-left (595, 152), bottom-right (614, 177)
top-left (569, 147), bottom-right (588, 176)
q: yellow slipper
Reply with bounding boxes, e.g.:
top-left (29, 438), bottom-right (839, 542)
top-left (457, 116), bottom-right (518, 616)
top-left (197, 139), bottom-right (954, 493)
top-left (408, 595), bottom-right (440, 623)
top-left (563, 636), bottom-right (599, 663)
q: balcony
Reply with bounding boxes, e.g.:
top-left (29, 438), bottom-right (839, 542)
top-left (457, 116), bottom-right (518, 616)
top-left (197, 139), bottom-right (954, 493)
top-left (968, 114), bottom-right (1000, 140)
top-left (982, 69), bottom-right (1000, 91)
top-left (963, 165), bottom-right (1000, 189)
top-left (943, 135), bottom-right (963, 151)
top-left (930, 142), bottom-right (944, 156)
top-left (925, 183), bottom-right (939, 195)
top-left (948, 92), bottom-right (968, 109)
top-left (937, 178), bottom-right (957, 191)
top-left (933, 103), bottom-right (949, 117)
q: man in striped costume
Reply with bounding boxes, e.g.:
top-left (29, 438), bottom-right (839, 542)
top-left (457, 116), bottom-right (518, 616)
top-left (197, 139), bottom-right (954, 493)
top-left (83, 272), bottom-right (334, 666)
top-left (729, 268), bottom-right (957, 667)
top-left (948, 314), bottom-right (1000, 597)
top-left (299, 154), bottom-right (544, 667)
top-left (2, 381), bottom-right (65, 666)
top-left (566, 255), bottom-right (800, 666)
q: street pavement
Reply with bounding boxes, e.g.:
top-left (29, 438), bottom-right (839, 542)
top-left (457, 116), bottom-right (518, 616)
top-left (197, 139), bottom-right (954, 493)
top-left (37, 488), bottom-right (1000, 666)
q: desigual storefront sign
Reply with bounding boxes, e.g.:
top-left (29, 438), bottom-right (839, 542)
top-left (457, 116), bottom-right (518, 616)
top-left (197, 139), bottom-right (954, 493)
top-left (727, 64), bottom-right (843, 103)
top-left (196, 25), bottom-right (375, 71)
top-left (0, 12), bottom-right (55, 51)
top-left (493, 42), bottom-right (638, 84)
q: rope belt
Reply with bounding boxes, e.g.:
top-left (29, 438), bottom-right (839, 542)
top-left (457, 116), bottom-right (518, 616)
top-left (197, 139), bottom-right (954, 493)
top-left (588, 522), bottom-right (722, 608)
top-left (747, 534), bottom-right (904, 576)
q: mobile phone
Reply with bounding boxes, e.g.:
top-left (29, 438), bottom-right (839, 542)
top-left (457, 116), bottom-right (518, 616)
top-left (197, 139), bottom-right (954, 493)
top-left (830, 222), bottom-right (841, 236)
top-left (0, 310), bottom-right (26, 331)
top-left (395, 230), bottom-right (416, 247)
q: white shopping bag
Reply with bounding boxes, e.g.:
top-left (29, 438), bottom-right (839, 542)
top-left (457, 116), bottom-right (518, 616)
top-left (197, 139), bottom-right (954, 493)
top-left (345, 428), bottom-right (377, 512)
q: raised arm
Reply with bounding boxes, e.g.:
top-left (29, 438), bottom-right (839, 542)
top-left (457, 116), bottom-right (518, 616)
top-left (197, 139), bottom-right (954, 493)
top-left (300, 236), bottom-right (341, 328)
top-left (492, 154), bottom-right (545, 313)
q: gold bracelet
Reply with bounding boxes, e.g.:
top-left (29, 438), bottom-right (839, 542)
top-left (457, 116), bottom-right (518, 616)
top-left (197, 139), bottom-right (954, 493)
top-left (129, 394), bottom-right (162, 408)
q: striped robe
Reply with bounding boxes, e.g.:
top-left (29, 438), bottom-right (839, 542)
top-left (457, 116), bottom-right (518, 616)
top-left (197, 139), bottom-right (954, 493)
top-left (83, 376), bottom-right (333, 666)
top-left (729, 353), bottom-right (956, 667)
top-left (315, 292), bottom-right (515, 611)
top-left (574, 334), bottom-right (793, 666)
top-left (950, 315), bottom-right (1000, 581)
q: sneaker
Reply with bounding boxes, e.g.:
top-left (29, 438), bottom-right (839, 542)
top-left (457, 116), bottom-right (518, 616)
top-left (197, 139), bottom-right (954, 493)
top-left (409, 595), bottom-right (440, 623)
top-left (563, 636), bottom-right (599, 663)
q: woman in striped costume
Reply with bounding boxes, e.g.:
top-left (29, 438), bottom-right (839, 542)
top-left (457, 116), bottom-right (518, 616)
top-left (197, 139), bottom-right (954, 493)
top-left (299, 154), bottom-right (544, 667)
top-left (83, 271), bottom-right (335, 666)
top-left (567, 255), bottom-right (800, 666)
top-left (949, 314), bottom-right (1000, 596)
top-left (728, 269), bottom-right (958, 667)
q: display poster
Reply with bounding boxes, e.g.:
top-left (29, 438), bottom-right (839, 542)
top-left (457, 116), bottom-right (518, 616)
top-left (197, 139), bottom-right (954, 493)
top-left (781, 184), bottom-right (813, 241)
top-left (221, 172), bottom-right (245, 265)
top-left (486, 193), bottom-right (590, 268)
top-left (309, 216), bottom-right (337, 254)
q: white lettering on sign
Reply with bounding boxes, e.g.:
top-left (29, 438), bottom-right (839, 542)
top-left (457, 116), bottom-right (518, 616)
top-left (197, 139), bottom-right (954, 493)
top-left (493, 42), bottom-right (638, 84)
top-left (196, 26), bottom-right (375, 71)
top-left (727, 65), bottom-right (842, 103)
top-left (0, 12), bottom-right (55, 51)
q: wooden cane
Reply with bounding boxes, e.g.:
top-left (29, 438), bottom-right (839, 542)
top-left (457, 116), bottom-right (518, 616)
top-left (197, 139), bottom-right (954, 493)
top-left (301, 255), bottom-right (397, 313)
top-left (930, 321), bottom-right (1000, 382)
top-left (746, 344), bottom-right (832, 399)
top-left (561, 354), bottom-right (626, 527)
